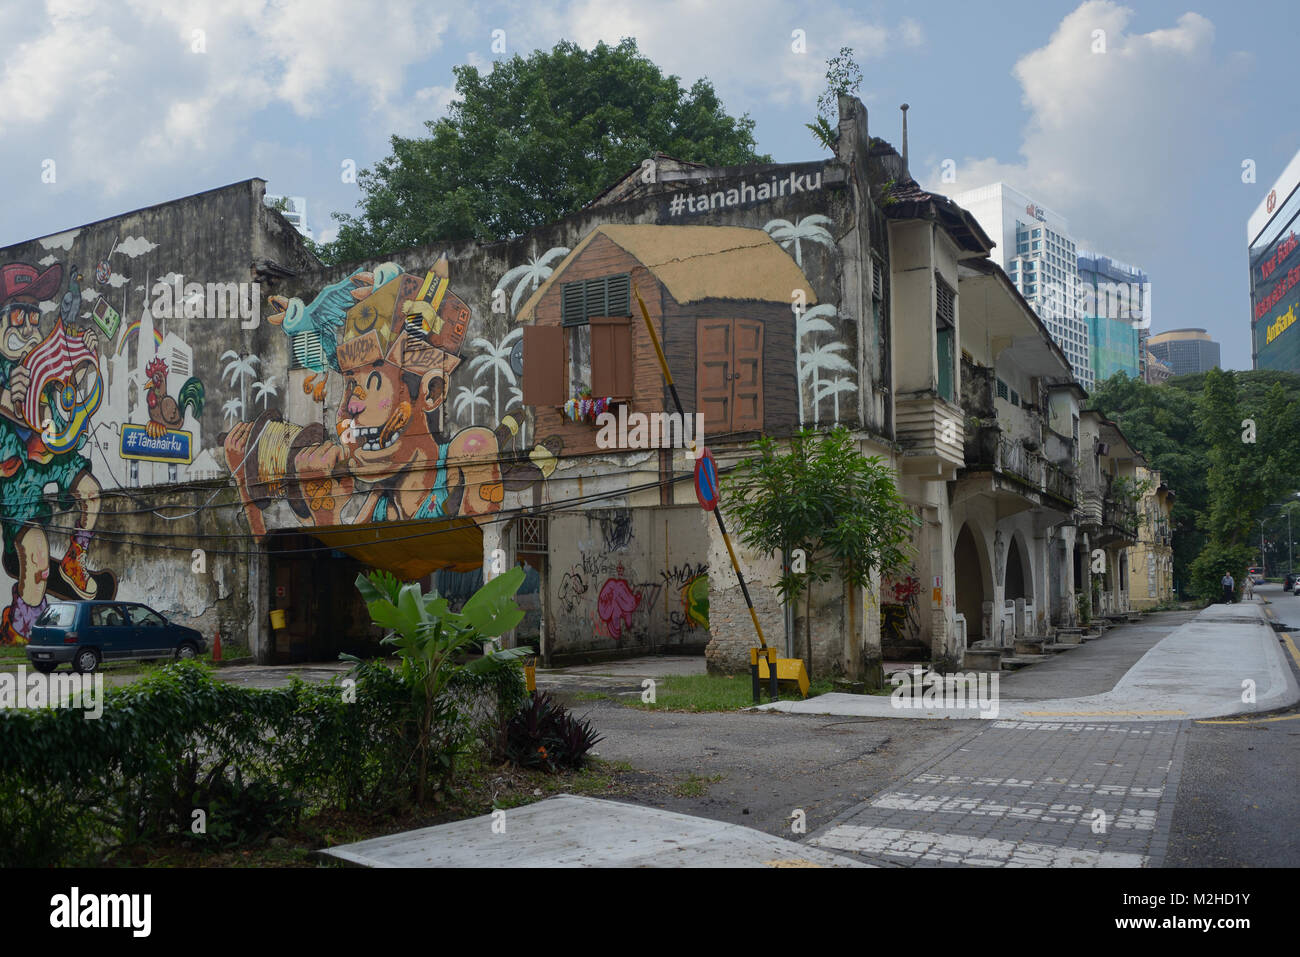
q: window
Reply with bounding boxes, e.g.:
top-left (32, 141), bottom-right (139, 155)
top-left (1032, 241), bottom-right (1041, 250)
top-left (167, 464), bottom-right (178, 483)
top-left (1010, 389), bottom-right (1020, 407)
top-left (935, 275), bottom-right (956, 402)
top-left (1032, 229), bottom-right (1042, 237)
top-left (522, 275), bottom-right (636, 405)
top-left (91, 605), bottom-right (125, 627)
top-left (290, 332), bottom-right (325, 370)
top-left (36, 604), bottom-right (76, 627)
top-left (130, 461), bottom-right (139, 486)
top-left (996, 377), bottom-right (1009, 400)
top-left (126, 605), bottom-right (166, 628)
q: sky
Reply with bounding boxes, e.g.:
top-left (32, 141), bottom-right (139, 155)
top-left (1, 0), bottom-right (1296, 370)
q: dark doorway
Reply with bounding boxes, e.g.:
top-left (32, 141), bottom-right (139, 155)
top-left (954, 524), bottom-right (986, 640)
top-left (267, 532), bottom-right (381, 662)
top-left (1005, 537), bottom-right (1027, 600)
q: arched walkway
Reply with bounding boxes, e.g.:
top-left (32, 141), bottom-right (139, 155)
top-left (954, 522), bottom-right (991, 640)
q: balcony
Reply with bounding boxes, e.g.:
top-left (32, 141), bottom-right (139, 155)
top-left (896, 393), bottom-right (965, 481)
top-left (1043, 460), bottom-right (1077, 507)
top-left (954, 427), bottom-right (1076, 514)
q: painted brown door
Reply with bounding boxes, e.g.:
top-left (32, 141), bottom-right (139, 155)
top-left (696, 319), bottom-right (763, 435)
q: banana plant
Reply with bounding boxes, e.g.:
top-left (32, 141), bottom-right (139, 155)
top-left (353, 565), bottom-right (532, 803)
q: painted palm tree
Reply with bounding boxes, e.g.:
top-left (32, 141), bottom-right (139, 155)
top-left (506, 383), bottom-right (528, 447)
top-left (794, 303), bottom-right (838, 427)
top-left (494, 246), bottom-right (570, 316)
top-left (467, 328), bottom-right (522, 423)
top-left (764, 215), bottom-right (834, 268)
top-left (252, 376), bottom-right (278, 409)
top-left (221, 351), bottom-right (260, 416)
top-left (800, 341), bottom-right (854, 428)
top-left (454, 384), bottom-right (490, 426)
top-left (221, 397), bottom-right (243, 426)
top-left (815, 377), bottom-right (856, 426)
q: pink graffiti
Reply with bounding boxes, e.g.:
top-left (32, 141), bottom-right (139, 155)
top-left (597, 576), bottom-right (641, 639)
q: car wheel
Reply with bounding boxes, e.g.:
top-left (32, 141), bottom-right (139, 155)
top-left (31, 661), bottom-right (57, 674)
top-left (174, 643), bottom-right (199, 662)
top-left (73, 648), bottom-right (100, 674)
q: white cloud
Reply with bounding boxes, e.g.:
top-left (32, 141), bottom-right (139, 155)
top-left (0, 1), bottom-right (454, 196)
top-left (116, 236), bottom-right (158, 258)
top-left (106, 272), bottom-right (130, 288)
top-left (929, 1), bottom-right (1243, 258)
top-left (38, 229), bottom-right (80, 250)
top-left (38, 254), bottom-right (58, 266)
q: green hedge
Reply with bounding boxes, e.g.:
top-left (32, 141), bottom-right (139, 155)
top-left (0, 659), bottom-right (525, 866)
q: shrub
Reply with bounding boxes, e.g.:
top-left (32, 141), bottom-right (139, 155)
top-left (503, 691), bottom-right (603, 772)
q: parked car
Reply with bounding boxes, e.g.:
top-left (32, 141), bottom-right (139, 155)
top-left (25, 600), bottom-right (206, 674)
top-left (1285, 573), bottom-right (1297, 592)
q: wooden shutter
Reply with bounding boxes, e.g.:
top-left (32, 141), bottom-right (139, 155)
top-left (522, 325), bottom-right (566, 406)
top-left (731, 319), bottom-right (764, 431)
top-left (590, 316), bottom-right (634, 399)
top-left (697, 320), bottom-right (734, 433)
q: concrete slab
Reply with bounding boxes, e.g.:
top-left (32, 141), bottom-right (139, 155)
top-left (318, 794), bottom-right (867, 868)
top-left (755, 602), bottom-right (1299, 723)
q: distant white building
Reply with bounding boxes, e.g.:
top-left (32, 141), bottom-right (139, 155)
top-left (265, 194), bottom-right (312, 241)
top-left (951, 183), bottom-right (1091, 390)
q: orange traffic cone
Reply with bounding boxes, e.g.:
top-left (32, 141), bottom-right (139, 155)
top-left (213, 629), bottom-right (222, 662)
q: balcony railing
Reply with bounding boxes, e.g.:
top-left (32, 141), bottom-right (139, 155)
top-left (998, 433), bottom-right (1038, 485)
top-left (1044, 461), bottom-right (1077, 504)
top-left (1103, 498), bottom-right (1139, 538)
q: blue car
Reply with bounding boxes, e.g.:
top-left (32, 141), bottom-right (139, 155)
top-left (25, 600), bottom-right (206, 674)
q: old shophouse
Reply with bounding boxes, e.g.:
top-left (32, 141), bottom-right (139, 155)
top-left (0, 96), bottom-right (1168, 680)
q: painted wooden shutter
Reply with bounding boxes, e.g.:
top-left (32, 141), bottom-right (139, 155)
top-left (590, 316), bottom-right (634, 399)
top-left (697, 319), bottom-right (734, 433)
top-left (731, 319), bottom-right (764, 431)
top-left (522, 325), bottom-right (565, 406)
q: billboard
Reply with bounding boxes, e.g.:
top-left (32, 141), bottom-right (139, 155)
top-left (1250, 149), bottom-right (1300, 371)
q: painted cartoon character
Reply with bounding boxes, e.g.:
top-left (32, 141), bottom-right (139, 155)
top-left (223, 259), bottom-right (560, 535)
top-left (0, 262), bottom-right (113, 645)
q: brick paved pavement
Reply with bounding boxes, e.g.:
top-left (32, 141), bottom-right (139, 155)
top-left (809, 719), bottom-right (1189, 867)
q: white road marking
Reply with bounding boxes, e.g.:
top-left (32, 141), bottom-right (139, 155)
top-left (811, 825), bottom-right (1148, 867)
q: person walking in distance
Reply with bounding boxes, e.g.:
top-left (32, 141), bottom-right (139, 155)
top-left (1221, 571), bottom-right (1235, 604)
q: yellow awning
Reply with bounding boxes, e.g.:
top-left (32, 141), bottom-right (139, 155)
top-left (309, 517), bottom-right (484, 578)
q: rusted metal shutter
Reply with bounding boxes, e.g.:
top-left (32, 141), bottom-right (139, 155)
top-left (522, 325), bottom-right (565, 406)
top-left (590, 316), bottom-right (634, 399)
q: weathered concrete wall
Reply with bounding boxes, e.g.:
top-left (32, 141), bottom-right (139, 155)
top-left (545, 505), bottom-right (710, 664)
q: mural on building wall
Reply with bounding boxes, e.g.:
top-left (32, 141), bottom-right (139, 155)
top-left (761, 218), bottom-right (854, 429)
top-left (224, 257), bottom-right (561, 537)
top-left (0, 261), bottom-right (113, 643)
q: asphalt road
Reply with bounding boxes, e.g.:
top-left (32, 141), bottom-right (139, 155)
top-left (559, 601), bottom-right (1300, 867)
top-left (1164, 583), bottom-right (1300, 867)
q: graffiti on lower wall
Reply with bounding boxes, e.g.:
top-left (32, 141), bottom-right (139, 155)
top-left (880, 573), bottom-right (922, 648)
top-left (556, 552), bottom-right (708, 645)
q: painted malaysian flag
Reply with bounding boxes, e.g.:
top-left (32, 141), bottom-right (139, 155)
top-left (21, 319), bottom-right (99, 431)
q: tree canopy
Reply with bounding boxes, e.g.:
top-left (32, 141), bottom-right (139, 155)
top-left (1090, 369), bottom-right (1300, 597)
top-left (320, 39), bottom-right (768, 263)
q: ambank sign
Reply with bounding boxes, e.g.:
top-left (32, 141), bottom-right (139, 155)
top-left (119, 425), bottom-right (193, 464)
top-left (1266, 303), bottom-right (1298, 345)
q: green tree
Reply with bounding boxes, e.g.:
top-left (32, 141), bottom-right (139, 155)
top-left (321, 39), bottom-right (767, 263)
top-left (353, 566), bottom-right (531, 803)
top-left (724, 427), bottom-right (918, 684)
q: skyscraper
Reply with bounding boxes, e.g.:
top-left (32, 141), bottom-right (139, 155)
top-left (950, 183), bottom-right (1091, 389)
top-left (1077, 252), bottom-right (1149, 385)
top-left (1148, 328), bottom-right (1221, 375)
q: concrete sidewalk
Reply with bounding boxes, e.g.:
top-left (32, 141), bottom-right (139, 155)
top-left (755, 601), bottom-right (1300, 723)
top-left (319, 794), bottom-right (864, 867)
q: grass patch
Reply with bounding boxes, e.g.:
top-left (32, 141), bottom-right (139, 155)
top-left (674, 773), bottom-right (723, 797)
top-left (571, 691), bottom-right (613, 702)
top-left (629, 673), bottom-right (832, 712)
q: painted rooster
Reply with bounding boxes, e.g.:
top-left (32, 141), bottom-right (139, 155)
top-left (144, 356), bottom-right (204, 437)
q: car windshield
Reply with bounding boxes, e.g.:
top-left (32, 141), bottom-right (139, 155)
top-left (35, 604), bottom-right (77, 627)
